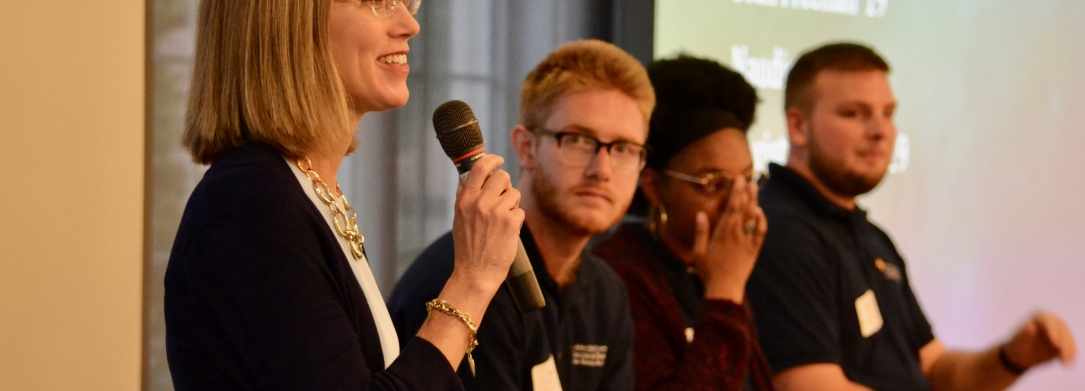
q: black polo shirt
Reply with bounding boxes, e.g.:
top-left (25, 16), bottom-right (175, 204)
top-left (747, 164), bottom-right (935, 391)
top-left (388, 224), bottom-right (635, 391)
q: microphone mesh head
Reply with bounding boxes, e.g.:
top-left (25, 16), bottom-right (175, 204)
top-left (432, 100), bottom-right (485, 159)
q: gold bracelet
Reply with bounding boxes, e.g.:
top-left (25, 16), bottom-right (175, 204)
top-left (425, 299), bottom-right (479, 376)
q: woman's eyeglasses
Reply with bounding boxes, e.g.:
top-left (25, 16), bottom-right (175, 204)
top-left (663, 169), bottom-right (757, 196)
top-left (358, 0), bottom-right (421, 19)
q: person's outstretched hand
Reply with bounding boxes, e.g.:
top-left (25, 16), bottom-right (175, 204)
top-left (1003, 311), bottom-right (1077, 371)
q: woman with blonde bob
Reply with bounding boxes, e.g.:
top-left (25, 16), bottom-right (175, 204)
top-left (164, 1), bottom-right (525, 390)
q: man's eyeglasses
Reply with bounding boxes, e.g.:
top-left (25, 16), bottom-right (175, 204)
top-left (532, 128), bottom-right (648, 174)
top-left (357, 0), bottom-right (421, 19)
top-left (663, 169), bottom-right (756, 196)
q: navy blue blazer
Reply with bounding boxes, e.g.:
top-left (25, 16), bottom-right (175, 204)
top-left (164, 143), bottom-right (462, 391)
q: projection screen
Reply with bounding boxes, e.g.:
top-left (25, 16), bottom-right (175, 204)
top-left (655, 1), bottom-right (1085, 389)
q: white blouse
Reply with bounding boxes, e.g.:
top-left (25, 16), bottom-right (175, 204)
top-left (287, 157), bottom-right (400, 368)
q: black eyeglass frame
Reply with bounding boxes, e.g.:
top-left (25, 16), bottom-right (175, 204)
top-left (530, 127), bottom-right (650, 173)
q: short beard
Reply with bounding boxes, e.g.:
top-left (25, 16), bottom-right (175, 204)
top-left (808, 136), bottom-right (885, 198)
top-left (529, 164), bottom-right (619, 237)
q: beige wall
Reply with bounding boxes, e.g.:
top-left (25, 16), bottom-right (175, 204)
top-left (0, 1), bottom-right (145, 390)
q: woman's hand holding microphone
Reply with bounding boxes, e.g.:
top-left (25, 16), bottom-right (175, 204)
top-left (416, 154), bottom-right (525, 370)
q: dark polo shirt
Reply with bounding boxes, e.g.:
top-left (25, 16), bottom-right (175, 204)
top-left (748, 163), bottom-right (935, 391)
top-left (388, 225), bottom-right (635, 391)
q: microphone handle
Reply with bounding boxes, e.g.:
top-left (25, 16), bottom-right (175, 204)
top-left (456, 151), bottom-right (546, 313)
top-left (507, 239), bottom-right (546, 313)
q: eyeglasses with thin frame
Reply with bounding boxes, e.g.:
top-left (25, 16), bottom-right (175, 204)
top-left (532, 128), bottom-right (649, 174)
top-left (663, 169), bottom-right (757, 196)
top-left (357, 0), bottom-right (421, 19)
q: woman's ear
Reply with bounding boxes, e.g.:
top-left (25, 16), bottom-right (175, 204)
top-left (510, 125), bottom-right (536, 171)
top-left (640, 168), bottom-right (664, 207)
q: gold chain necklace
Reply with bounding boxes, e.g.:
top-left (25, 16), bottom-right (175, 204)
top-left (295, 158), bottom-right (365, 260)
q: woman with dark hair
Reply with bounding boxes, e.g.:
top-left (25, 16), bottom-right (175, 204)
top-left (592, 55), bottom-right (775, 391)
top-left (164, 1), bottom-right (524, 390)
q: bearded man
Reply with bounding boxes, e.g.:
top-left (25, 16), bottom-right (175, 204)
top-left (388, 40), bottom-right (654, 391)
top-left (747, 42), bottom-right (1076, 391)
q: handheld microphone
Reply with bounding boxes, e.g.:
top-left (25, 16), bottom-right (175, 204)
top-left (432, 100), bottom-right (546, 314)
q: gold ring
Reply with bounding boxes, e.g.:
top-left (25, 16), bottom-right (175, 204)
top-left (743, 220), bottom-right (757, 235)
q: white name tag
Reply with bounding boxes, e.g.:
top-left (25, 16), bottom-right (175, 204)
top-left (531, 355), bottom-right (563, 391)
top-left (854, 289), bottom-right (884, 338)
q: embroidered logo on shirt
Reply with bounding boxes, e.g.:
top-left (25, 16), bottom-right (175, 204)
top-left (874, 257), bottom-right (902, 283)
top-left (571, 344), bottom-right (608, 367)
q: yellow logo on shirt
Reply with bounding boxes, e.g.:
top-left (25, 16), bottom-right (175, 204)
top-left (875, 257), bottom-right (902, 283)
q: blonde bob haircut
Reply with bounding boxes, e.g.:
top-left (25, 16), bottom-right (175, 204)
top-left (520, 40), bottom-right (655, 131)
top-left (184, 0), bottom-right (356, 164)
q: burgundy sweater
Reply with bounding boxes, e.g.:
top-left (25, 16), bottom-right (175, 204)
top-left (592, 223), bottom-right (775, 391)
